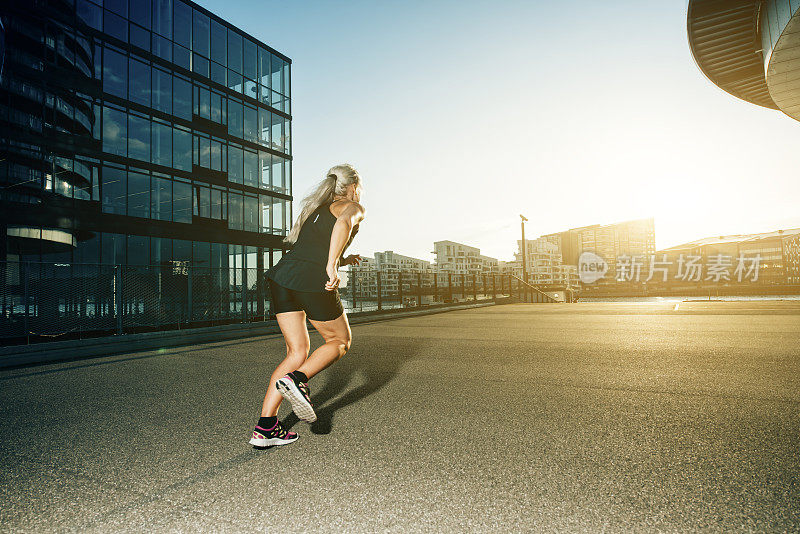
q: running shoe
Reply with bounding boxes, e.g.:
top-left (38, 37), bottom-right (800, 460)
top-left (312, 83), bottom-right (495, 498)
top-left (276, 372), bottom-right (317, 423)
top-left (249, 420), bottom-right (298, 447)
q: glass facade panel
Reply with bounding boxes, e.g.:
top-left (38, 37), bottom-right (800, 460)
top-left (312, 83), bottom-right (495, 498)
top-left (103, 47), bottom-right (127, 98)
top-left (228, 145), bottom-right (243, 184)
top-left (152, 121), bottom-right (172, 166)
top-left (244, 149), bottom-right (258, 188)
top-left (129, 57), bottom-right (151, 106)
top-left (228, 191), bottom-right (243, 230)
top-left (227, 99), bottom-right (243, 138)
top-left (102, 106), bottom-right (127, 156)
top-left (153, 0), bottom-right (173, 38)
top-left (193, 10), bottom-right (210, 57)
top-left (244, 105), bottom-right (257, 143)
top-left (152, 175), bottom-right (172, 220)
top-left (152, 67), bottom-right (172, 114)
top-left (173, 1), bottom-right (192, 48)
top-left (130, 0), bottom-right (151, 28)
top-left (102, 166), bottom-right (126, 214)
top-left (244, 194), bottom-right (258, 232)
top-left (173, 126), bottom-right (192, 171)
top-left (173, 180), bottom-right (192, 222)
top-left (243, 39), bottom-right (257, 81)
top-left (211, 19), bottom-right (227, 65)
top-left (104, 10), bottom-right (128, 42)
top-left (227, 29), bottom-right (242, 73)
top-left (128, 114), bottom-right (150, 161)
top-left (173, 75), bottom-right (192, 119)
top-left (127, 170), bottom-right (150, 218)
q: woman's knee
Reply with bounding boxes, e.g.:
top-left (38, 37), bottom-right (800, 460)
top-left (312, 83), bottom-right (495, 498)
top-left (285, 343), bottom-right (309, 364)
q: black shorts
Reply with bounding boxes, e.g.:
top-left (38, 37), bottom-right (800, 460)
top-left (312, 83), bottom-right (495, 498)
top-left (267, 278), bottom-right (344, 321)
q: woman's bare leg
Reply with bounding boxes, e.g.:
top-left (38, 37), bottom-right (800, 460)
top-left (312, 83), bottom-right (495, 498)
top-left (296, 312), bottom-right (352, 380)
top-left (260, 310), bottom-right (310, 417)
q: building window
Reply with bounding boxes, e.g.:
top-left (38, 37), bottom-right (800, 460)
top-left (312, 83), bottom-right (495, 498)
top-left (101, 165), bottom-right (126, 215)
top-left (102, 47), bottom-right (127, 98)
top-left (173, 179), bottom-right (192, 223)
top-left (127, 169), bottom-right (150, 218)
top-left (102, 105), bottom-right (127, 156)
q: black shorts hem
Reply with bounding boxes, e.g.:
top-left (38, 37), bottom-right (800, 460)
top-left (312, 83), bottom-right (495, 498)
top-left (268, 278), bottom-right (344, 321)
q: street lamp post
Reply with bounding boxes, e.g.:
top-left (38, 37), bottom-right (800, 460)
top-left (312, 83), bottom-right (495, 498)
top-left (520, 214), bottom-right (528, 302)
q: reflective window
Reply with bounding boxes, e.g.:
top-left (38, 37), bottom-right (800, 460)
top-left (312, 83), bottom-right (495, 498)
top-left (244, 79), bottom-right (257, 101)
top-left (228, 191), bottom-right (243, 230)
top-left (173, 180), bottom-right (193, 223)
top-left (173, 75), bottom-right (192, 119)
top-left (77, 0), bottom-right (102, 31)
top-left (152, 120), bottom-right (172, 166)
top-left (152, 67), bottom-right (171, 114)
top-left (244, 150), bottom-right (258, 188)
top-left (127, 170), bottom-right (150, 218)
top-left (152, 175), bottom-right (172, 221)
top-left (102, 166), bottom-right (126, 215)
top-left (192, 54), bottom-right (209, 78)
top-left (211, 19), bottom-right (227, 65)
top-left (210, 139), bottom-right (224, 171)
top-left (244, 105), bottom-right (257, 143)
top-left (244, 194), bottom-right (258, 232)
top-left (102, 106), bottom-right (127, 156)
top-left (128, 57), bottom-right (150, 106)
top-left (106, 0), bottom-right (127, 17)
top-left (258, 47), bottom-right (270, 87)
top-left (259, 194), bottom-right (271, 232)
top-left (243, 39), bottom-right (257, 81)
top-left (173, 126), bottom-right (192, 171)
top-left (104, 10), bottom-right (128, 42)
top-left (127, 235), bottom-right (149, 265)
top-left (227, 99), bottom-right (243, 138)
top-left (130, 24), bottom-right (150, 51)
top-left (211, 92), bottom-right (225, 123)
top-left (259, 152), bottom-right (270, 188)
top-left (152, 33), bottom-right (172, 61)
top-left (272, 197), bottom-right (285, 234)
top-left (173, 1), bottom-right (192, 48)
top-left (227, 29), bottom-right (242, 73)
top-left (270, 113), bottom-right (283, 152)
top-left (271, 156), bottom-right (285, 192)
top-left (258, 108), bottom-right (269, 146)
top-left (228, 145), bottom-right (243, 184)
top-left (194, 184), bottom-right (211, 218)
top-left (130, 0), bottom-right (151, 29)
top-left (128, 114), bottom-right (150, 161)
top-left (193, 10), bottom-right (210, 57)
top-left (210, 62), bottom-right (226, 85)
top-left (173, 44), bottom-right (190, 70)
top-left (211, 187), bottom-right (224, 219)
top-left (227, 70), bottom-right (243, 93)
top-left (153, 0), bottom-right (173, 39)
top-left (102, 47), bottom-right (127, 98)
top-left (195, 85), bottom-right (210, 117)
top-left (271, 55), bottom-right (283, 94)
top-left (198, 136), bottom-right (210, 167)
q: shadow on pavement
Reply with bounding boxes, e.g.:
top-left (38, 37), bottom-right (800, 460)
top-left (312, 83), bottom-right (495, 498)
top-left (281, 339), bottom-right (421, 434)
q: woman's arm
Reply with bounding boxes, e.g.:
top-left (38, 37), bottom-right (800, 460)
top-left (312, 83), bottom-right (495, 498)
top-left (327, 201), bottom-right (365, 269)
top-left (324, 201), bottom-right (365, 290)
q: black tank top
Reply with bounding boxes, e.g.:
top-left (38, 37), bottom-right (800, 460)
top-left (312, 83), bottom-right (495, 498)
top-left (267, 201), bottom-right (360, 292)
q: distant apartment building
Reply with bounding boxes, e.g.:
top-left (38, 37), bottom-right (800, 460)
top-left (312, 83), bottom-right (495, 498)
top-left (544, 219), bottom-right (656, 271)
top-left (508, 238), bottom-right (579, 288)
top-left (347, 250), bottom-right (432, 300)
top-left (432, 240), bottom-right (498, 275)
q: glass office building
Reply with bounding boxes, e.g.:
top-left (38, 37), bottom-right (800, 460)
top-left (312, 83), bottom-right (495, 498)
top-left (0, 0), bottom-right (292, 339)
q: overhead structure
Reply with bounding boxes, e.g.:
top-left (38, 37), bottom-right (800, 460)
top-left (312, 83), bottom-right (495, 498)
top-left (687, 0), bottom-right (800, 122)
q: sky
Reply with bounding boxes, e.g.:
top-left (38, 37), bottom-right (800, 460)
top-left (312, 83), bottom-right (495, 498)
top-left (200, 0), bottom-right (800, 264)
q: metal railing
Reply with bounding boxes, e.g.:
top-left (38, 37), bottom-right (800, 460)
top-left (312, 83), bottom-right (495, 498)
top-left (0, 261), bottom-right (557, 346)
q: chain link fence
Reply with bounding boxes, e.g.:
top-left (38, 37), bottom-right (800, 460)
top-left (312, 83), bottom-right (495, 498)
top-left (1, 261), bottom-right (553, 346)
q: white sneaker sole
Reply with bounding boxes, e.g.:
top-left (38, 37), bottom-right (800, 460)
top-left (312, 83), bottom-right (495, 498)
top-left (276, 377), bottom-right (317, 423)
top-left (249, 434), bottom-right (298, 447)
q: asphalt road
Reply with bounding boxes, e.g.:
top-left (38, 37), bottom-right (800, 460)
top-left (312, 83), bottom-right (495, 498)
top-left (1, 301), bottom-right (799, 533)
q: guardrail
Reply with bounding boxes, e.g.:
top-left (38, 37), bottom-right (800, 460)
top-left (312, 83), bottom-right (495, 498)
top-left (508, 274), bottom-right (561, 303)
top-left (0, 260), bottom-right (558, 346)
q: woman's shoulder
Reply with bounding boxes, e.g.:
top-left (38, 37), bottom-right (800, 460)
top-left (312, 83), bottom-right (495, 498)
top-left (329, 199), bottom-right (365, 219)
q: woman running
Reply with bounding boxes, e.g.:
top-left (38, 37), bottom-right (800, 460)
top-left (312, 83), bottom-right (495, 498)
top-left (249, 164), bottom-right (365, 447)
